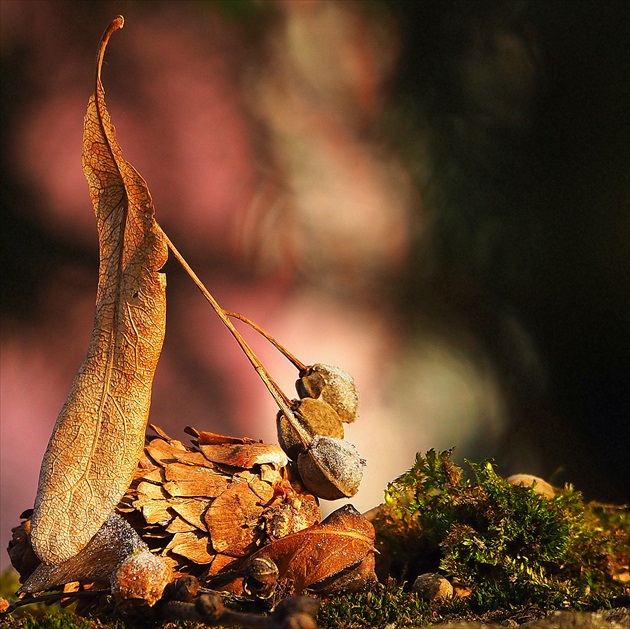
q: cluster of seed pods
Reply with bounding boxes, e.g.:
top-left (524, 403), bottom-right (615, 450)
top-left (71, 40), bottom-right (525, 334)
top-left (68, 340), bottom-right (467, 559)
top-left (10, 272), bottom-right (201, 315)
top-left (164, 237), bottom-right (366, 503)
top-left (224, 312), bottom-right (364, 501)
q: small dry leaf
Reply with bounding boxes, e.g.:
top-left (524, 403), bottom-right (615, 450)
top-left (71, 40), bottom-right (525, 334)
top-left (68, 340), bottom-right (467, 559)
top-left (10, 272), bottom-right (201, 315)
top-left (31, 16), bottom-right (168, 565)
top-left (205, 481), bottom-right (266, 556)
top-left (237, 504), bottom-right (377, 597)
top-left (199, 443), bottom-right (288, 469)
top-left (20, 513), bottom-right (147, 595)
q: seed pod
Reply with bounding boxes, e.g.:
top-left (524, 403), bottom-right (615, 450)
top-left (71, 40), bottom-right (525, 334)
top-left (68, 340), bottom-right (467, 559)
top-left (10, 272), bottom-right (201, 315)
top-left (276, 397), bottom-right (344, 460)
top-left (111, 548), bottom-right (173, 609)
top-left (297, 364), bottom-right (359, 423)
top-left (243, 556), bottom-right (279, 599)
top-left (297, 435), bottom-right (363, 500)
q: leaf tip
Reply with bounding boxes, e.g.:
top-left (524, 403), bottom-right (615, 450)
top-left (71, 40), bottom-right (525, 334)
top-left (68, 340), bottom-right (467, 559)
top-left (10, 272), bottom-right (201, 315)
top-left (96, 16), bottom-right (125, 81)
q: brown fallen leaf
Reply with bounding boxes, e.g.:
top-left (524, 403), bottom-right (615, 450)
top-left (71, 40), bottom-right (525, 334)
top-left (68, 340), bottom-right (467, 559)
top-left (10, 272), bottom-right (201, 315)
top-left (204, 481), bottom-right (267, 557)
top-left (30, 15), bottom-right (168, 565)
top-left (234, 504), bottom-right (377, 597)
top-left (199, 443), bottom-right (288, 469)
top-left (20, 513), bottom-right (148, 595)
top-left (163, 463), bottom-right (230, 498)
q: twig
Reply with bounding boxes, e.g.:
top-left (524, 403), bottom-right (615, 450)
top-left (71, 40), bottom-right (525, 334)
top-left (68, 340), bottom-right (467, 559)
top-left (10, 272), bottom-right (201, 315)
top-left (224, 310), bottom-right (308, 373)
top-left (0, 588), bottom-right (110, 616)
top-left (164, 591), bottom-right (319, 629)
top-left (160, 228), bottom-right (313, 448)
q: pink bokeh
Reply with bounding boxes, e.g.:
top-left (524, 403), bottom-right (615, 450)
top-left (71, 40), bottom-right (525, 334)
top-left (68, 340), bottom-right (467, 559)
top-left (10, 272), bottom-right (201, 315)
top-left (1, 1), bottom-right (508, 573)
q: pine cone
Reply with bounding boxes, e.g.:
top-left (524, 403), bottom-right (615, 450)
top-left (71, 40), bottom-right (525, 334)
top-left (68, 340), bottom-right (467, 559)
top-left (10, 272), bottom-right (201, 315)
top-left (117, 425), bottom-right (321, 579)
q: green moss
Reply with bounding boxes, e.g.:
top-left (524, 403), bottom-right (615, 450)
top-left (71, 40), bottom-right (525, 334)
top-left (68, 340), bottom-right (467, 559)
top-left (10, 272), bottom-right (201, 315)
top-left (374, 450), bottom-right (630, 612)
top-left (3, 451), bottom-right (628, 628)
top-left (317, 580), bottom-right (431, 628)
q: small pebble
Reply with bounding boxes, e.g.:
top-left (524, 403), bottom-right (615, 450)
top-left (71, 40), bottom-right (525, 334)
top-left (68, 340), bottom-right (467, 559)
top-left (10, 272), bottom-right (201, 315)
top-left (506, 474), bottom-right (556, 499)
top-left (412, 572), bottom-right (453, 602)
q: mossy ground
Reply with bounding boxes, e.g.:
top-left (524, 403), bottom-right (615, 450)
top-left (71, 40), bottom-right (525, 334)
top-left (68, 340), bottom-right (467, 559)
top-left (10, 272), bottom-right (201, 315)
top-left (2, 450), bottom-right (628, 628)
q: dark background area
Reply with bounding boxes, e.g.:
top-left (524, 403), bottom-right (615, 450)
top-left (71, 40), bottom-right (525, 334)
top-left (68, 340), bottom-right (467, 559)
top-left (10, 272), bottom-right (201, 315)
top-left (386, 0), bottom-right (630, 501)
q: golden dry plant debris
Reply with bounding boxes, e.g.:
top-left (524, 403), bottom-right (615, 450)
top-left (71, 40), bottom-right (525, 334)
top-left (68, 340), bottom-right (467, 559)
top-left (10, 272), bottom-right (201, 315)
top-left (19, 513), bottom-right (149, 595)
top-left (117, 426), bottom-right (322, 578)
top-left (5, 14), bottom-right (378, 618)
top-left (30, 16), bottom-right (168, 566)
top-left (234, 504), bottom-right (378, 598)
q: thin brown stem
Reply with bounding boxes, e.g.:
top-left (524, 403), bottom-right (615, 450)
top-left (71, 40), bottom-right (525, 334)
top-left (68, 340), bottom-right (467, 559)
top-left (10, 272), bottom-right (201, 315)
top-left (160, 228), bottom-right (311, 447)
top-left (0, 588), bottom-right (110, 615)
top-left (224, 311), bottom-right (308, 373)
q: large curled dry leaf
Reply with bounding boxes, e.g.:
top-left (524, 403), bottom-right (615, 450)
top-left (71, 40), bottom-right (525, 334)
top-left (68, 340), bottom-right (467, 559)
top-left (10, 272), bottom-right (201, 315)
top-left (236, 504), bottom-right (377, 597)
top-left (30, 16), bottom-right (168, 565)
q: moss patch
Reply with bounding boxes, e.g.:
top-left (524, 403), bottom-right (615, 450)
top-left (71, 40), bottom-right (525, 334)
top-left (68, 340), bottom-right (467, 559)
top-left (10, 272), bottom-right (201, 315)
top-left (374, 450), bottom-right (630, 612)
top-left (2, 450), bottom-right (628, 628)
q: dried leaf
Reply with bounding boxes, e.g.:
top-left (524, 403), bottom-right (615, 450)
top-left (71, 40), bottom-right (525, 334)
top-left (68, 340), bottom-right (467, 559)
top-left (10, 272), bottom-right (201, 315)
top-left (21, 513), bottom-right (147, 595)
top-left (199, 443), bottom-right (288, 469)
top-left (170, 500), bottom-right (209, 531)
top-left (166, 531), bottom-right (214, 564)
top-left (163, 463), bottom-right (229, 497)
top-left (240, 505), bottom-right (377, 596)
top-left (30, 16), bottom-right (168, 564)
top-left (205, 482), bottom-right (266, 556)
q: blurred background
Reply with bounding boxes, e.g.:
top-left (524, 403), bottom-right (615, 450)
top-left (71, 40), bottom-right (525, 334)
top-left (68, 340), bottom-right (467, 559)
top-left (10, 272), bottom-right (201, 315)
top-left (1, 0), bottom-right (629, 571)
